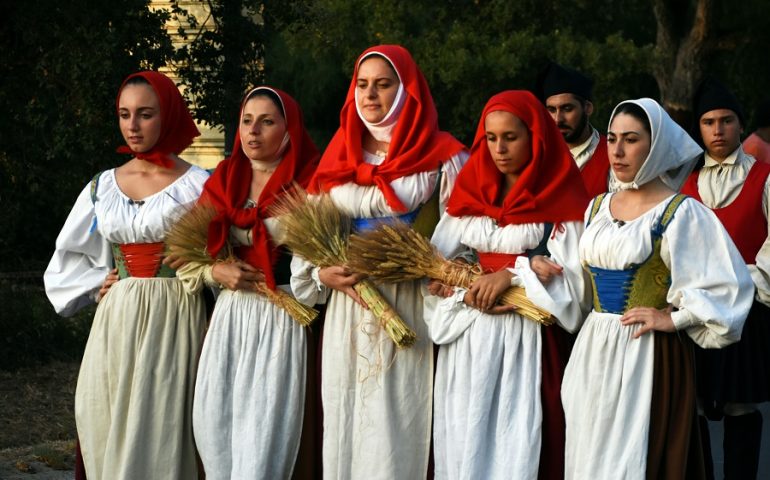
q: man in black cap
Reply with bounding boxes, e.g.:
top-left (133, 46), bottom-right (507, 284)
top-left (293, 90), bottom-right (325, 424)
top-left (681, 76), bottom-right (770, 480)
top-left (536, 61), bottom-right (610, 198)
top-left (743, 97), bottom-right (770, 165)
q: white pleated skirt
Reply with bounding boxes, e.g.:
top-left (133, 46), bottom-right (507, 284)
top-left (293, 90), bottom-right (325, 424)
top-left (562, 312), bottom-right (654, 480)
top-left (193, 288), bottom-right (306, 480)
top-left (433, 311), bottom-right (542, 479)
top-left (322, 280), bottom-right (433, 480)
top-left (76, 277), bottom-right (205, 480)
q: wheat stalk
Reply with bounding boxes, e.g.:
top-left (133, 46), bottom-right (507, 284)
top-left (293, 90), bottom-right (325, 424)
top-left (166, 203), bottom-right (227, 264)
top-left (347, 222), bottom-right (554, 326)
top-left (165, 203), bottom-right (319, 326)
top-left (270, 188), bottom-right (417, 348)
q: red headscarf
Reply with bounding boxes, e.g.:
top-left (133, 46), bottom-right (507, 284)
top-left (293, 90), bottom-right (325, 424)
top-left (202, 87), bottom-right (319, 289)
top-left (116, 71), bottom-right (200, 169)
top-left (308, 44), bottom-right (465, 212)
top-left (447, 90), bottom-right (588, 225)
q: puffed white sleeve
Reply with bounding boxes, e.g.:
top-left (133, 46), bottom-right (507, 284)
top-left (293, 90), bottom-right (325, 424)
top-left (176, 262), bottom-right (218, 295)
top-left (438, 150), bottom-right (470, 212)
top-left (510, 221), bottom-right (591, 333)
top-left (425, 287), bottom-right (482, 345)
top-left (290, 256), bottom-right (330, 306)
top-left (430, 213), bottom-right (470, 260)
top-left (424, 213), bottom-right (478, 344)
top-left (44, 183), bottom-right (112, 317)
top-left (662, 199), bottom-right (753, 348)
top-left (747, 175), bottom-right (770, 306)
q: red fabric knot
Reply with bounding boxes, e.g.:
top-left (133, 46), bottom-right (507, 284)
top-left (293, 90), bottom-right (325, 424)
top-left (502, 189), bottom-right (537, 221)
top-left (355, 163), bottom-right (378, 186)
top-left (482, 206), bottom-right (503, 222)
top-left (249, 221), bottom-right (278, 290)
top-left (200, 86), bottom-right (319, 291)
top-left (207, 213), bottom-right (231, 259)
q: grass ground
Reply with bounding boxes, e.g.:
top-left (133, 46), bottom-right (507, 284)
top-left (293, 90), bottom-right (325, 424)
top-left (0, 362), bottom-right (78, 449)
top-left (0, 361), bottom-right (79, 478)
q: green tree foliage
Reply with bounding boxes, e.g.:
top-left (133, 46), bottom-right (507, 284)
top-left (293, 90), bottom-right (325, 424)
top-left (707, 0), bottom-right (770, 128)
top-left (0, 0), bottom-right (174, 268)
top-left (262, 0), bottom-right (657, 147)
top-left (171, 0), bottom-right (264, 151)
top-left (260, 0), bottom-right (769, 145)
top-left (0, 284), bottom-right (94, 370)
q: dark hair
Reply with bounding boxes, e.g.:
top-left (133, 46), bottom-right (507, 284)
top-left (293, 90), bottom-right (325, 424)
top-left (245, 88), bottom-right (285, 118)
top-left (612, 102), bottom-right (651, 135)
top-left (573, 94), bottom-right (589, 108)
top-left (123, 75), bottom-right (151, 87)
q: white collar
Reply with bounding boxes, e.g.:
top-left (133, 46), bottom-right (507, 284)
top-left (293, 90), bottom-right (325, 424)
top-left (704, 147), bottom-right (741, 168)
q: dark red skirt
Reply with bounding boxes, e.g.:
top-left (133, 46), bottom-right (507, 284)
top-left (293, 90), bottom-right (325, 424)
top-left (292, 306), bottom-right (325, 480)
top-left (538, 325), bottom-right (574, 480)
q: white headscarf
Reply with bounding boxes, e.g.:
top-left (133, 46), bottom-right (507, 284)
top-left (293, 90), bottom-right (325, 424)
top-left (609, 98), bottom-right (702, 191)
top-left (354, 52), bottom-right (407, 143)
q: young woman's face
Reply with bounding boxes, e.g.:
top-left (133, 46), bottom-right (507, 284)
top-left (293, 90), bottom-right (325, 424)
top-left (484, 110), bottom-right (532, 179)
top-left (356, 56), bottom-right (400, 124)
top-left (118, 83), bottom-right (162, 153)
top-left (607, 112), bottom-right (652, 183)
top-left (239, 95), bottom-right (287, 162)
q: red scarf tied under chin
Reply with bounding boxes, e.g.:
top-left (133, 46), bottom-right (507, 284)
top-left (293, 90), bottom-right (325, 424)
top-left (115, 71), bottom-right (200, 169)
top-left (202, 87), bottom-right (319, 290)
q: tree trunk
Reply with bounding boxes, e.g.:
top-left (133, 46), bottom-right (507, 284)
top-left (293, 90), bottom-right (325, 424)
top-left (221, 0), bottom-right (244, 155)
top-left (651, 0), bottom-right (716, 127)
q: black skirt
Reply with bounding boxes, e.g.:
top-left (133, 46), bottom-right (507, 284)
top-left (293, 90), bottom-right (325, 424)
top-left (695, 301), bottom-right (770, 404)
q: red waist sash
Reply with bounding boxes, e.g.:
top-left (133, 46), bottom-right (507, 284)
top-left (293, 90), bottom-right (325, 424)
top-left (112, 242), bottom-right (175, 279)
top-left (477, 252), bottom-right (520, 273)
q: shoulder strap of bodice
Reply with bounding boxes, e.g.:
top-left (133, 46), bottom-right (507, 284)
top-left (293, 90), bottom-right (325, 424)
top-left (88, 171), bottom-right (106, 234)
top-left (586, 193), bottom-right (608, 227)
top-left (90, 171), bottom-right (104, 205)
top-left (651, 193), bottom-right (688, 237)
top-left (411, 163), bottom-right (444, 238)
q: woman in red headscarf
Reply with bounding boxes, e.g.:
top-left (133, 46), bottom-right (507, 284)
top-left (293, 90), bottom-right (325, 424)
top-left (44, 71), bottom-right (209, 478)
top-left (425, 90), bottom-right (591, 479)
top-left (292, 45), bottom-right (468, 478)
top-left (175, 86), bottom-right (319, 478)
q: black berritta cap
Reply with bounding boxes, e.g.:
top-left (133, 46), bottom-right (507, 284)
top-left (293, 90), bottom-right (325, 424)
top-left (693, 76), bottom-right (745, 125)
top-left (536, 61), bottom-right (594, 102)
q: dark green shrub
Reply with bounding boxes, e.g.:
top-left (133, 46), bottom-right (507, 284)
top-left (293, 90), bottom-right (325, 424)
top-left (0, 284), bottom-right (93, 372)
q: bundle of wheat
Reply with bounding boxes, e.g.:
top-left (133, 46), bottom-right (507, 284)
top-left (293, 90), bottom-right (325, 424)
top-left (269, 188), bottom-right (417, 348)
top-left (165, 203), bottom-right (319, 326)
top-left (347, 221), bottom-right (554, 326)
